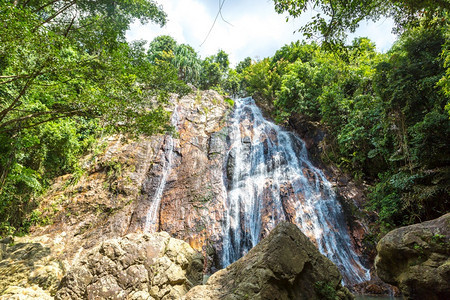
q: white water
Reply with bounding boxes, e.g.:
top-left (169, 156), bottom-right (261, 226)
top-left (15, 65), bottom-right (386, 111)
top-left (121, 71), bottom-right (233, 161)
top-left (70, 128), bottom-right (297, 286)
top-left (144, 105), bottom-right (180, 233)
top-left (222, 97), bottom-right (370, 285)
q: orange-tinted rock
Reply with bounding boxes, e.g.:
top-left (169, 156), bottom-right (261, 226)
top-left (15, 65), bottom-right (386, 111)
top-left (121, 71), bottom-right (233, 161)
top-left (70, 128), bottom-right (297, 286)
top-left (155, 91), bottom-right (231, 270)
top-left (20, 90), bottom-right (373, 297)
top-left (28, 91), bottom-right (231, 272)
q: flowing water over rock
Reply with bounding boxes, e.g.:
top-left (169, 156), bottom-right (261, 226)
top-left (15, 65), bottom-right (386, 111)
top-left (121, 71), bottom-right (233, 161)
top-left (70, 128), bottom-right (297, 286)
top-left (222, 97), bottom-right (369, 285)
top-left (144, 105), bottom-right (180, 233)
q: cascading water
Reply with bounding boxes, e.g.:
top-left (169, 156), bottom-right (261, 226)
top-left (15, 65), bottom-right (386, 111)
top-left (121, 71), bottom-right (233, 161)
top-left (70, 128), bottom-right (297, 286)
top-left (144, 105), bottom-right (180, 233)
top-left (222, 97), bottom-right (370, 285)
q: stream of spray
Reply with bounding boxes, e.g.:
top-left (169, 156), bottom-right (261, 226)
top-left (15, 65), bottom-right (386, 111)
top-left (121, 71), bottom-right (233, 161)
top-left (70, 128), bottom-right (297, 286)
top-left (144, 105), bottom-right (180, 233)
top-left (221, 97), bottom-right (370, 285)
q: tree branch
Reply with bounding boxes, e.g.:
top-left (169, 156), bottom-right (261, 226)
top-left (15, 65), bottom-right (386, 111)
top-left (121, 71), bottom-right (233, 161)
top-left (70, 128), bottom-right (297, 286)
top-left (0, 108), bottom-right (86, 133)
top-left (0, 75), bottom-right (26, 79)
top-left (34, 0), bottom-right (76, 31)
top-left (0, 75), bottom-right (36, 124)
top-left (33, 0), bottom-right (63, 13)
top-left (64, 13), bottom-right (76, 37)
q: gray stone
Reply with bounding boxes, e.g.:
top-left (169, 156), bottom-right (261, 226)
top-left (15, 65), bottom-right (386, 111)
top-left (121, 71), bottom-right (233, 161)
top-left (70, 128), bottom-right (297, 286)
top-left (56, 232), bottom-right (203, 300)
top-left (375, 213), bottom-right (450, 300)
top-left (183, 222), bottom-right (353, 300)
top-left (0, 240), bottom-right (62, 298)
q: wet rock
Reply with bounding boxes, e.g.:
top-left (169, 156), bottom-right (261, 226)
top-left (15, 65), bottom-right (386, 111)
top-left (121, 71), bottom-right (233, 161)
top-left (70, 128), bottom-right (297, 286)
top-left (351, 275), bottom-right (401, 297)
top-left (375, 213), bottom-right (450, 299)
top-left (226, 148), bottom-right (236, 182)
top-left (183, 222), bottom-right (353, 300)
top-left (56, 232), bottom-right (203, 300)
top-left (208, 132), bottom-right (226, 159)
top-left (364, 283), bottom-right (388, 294)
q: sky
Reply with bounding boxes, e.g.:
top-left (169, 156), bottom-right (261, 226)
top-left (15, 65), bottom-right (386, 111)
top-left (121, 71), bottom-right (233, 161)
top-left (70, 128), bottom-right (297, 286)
top-left (126, 0), bottom-right (398, 66)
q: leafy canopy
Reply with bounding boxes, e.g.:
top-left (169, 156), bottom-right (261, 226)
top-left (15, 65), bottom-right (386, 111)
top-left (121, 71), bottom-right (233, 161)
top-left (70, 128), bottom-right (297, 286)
top-left (273, 0), bottom-right (450, 44)
top-left (236, 26), bottom-right (449, 233)
top-left (0, 0), bottom-right (191, 235)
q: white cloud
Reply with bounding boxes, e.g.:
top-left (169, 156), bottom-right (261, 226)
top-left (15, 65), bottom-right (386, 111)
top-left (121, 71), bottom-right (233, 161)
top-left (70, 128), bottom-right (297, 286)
top-left (127, 0), bottom-right (213, 48)
top-left (126, 0), bottom-right (398, 65)
top-left (349, 18), bottom-right (398, 52)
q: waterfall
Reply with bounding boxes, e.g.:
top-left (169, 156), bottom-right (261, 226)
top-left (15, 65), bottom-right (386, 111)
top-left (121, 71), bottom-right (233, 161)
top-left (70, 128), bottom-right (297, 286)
top-left (222, 97), bottom-right (369, 285)
top-left (144, 105), bottom-right (180, 233)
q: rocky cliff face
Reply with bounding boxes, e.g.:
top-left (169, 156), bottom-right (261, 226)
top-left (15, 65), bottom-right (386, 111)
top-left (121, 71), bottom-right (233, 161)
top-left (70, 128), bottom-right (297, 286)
top-left (375, 213), bottom-right (450, 299)
top-left (1, 90), bottom-right (377, 298)
top-left (1, 90), bottom-right (231, 298)
top-left (27, 90), bottom-right (230, 269)
top-left (183, 222), bottom-right (354, 300)
top-left (128, 90), bottom-right (231, 271)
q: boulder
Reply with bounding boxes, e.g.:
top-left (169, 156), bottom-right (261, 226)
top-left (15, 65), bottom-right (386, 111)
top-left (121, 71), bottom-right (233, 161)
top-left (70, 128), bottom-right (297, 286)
top-left (56, 232), bottom-right (203, 300)
top-left (0, 238), bottom-right (62, 298)
top-left (0, 285), bottom-right (53, 300)
top-left (375, 213), bottom-right (450, 299)
top-left (183, 222), bottom-right (353, 300)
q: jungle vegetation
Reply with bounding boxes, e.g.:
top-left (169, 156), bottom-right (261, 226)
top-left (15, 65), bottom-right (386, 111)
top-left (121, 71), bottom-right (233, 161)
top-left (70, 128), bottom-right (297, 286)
top-left (236, 0), bottom-right (450, 233)
top-left (0, 0), bottom-right (449, 238)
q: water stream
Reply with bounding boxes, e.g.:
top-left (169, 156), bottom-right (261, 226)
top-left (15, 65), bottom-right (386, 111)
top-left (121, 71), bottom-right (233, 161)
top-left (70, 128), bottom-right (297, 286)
top-left (221, 97), bottom-right (370, 285)
top-left (144, 105), bottom-right (180, 233)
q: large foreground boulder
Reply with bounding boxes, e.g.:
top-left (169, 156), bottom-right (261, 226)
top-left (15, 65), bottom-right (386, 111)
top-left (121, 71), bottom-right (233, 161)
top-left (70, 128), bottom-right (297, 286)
top-left (0, 237), bottom-right (63, 298)
top-left (183, 222), bottom-right (353, 300)
top-left (375, 213), bottom-right (450, 299)
top-left (56, 232), bottom-right (203, 300)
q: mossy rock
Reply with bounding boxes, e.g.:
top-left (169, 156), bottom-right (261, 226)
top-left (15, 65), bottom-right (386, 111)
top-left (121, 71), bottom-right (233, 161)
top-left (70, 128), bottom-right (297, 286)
top-left (375, 213), bottom-right (450, 299)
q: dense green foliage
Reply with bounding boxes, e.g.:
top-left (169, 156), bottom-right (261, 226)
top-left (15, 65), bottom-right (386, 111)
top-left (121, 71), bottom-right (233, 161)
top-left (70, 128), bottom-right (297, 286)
top-left (1, 0), bottom-right (448, 240)
top-left (0, 0), bottom-right (190, 235)
top-left (146, 36), bottom-right (239, 95)
top-left (236, 26), bottom-right (450, 233)
top-left (0, 0), bottom-right (241, 235)
top-left (267, 0), bottom-right (450, 233)
top-left (272, 0), bottom-right (450, 117)
top-left (147, 35), bottom-right (202, 85)
top-left (272, 0), bottom-right (450, 44)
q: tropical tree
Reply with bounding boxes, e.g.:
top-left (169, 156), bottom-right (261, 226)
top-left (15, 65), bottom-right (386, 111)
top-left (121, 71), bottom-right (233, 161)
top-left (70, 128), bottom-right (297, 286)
top-left (147, 35), bottom-right (177, 63)
top-left (173, 44), bottom-right (202, 85)
top-left (236, 57), bottom-right (252, 74)
top-left (199, 57), bottom-right (223, 90)
top-left (0, 0), bottom-right (189, 235)
top-left (272, 0), bottom-right (450, 44)
top-left (223, 69), bottom-right (240, 96)
top-left (215, 49), bottom-right (230, 71)
top-left (199, 49), bottom-right (231, 91)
